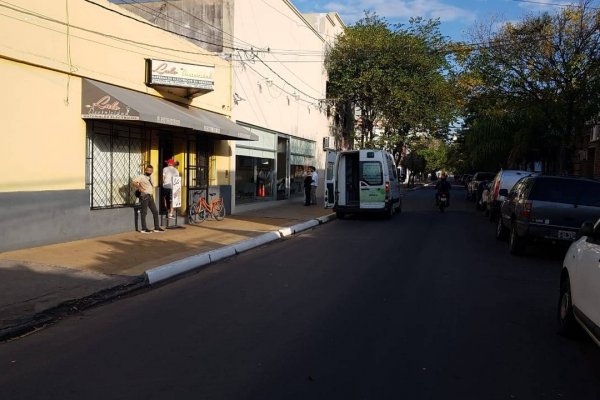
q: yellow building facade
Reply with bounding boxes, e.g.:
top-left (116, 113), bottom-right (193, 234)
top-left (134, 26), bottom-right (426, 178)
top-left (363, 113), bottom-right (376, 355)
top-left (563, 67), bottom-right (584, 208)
top-left (0, 0), bottom-right (255, 251)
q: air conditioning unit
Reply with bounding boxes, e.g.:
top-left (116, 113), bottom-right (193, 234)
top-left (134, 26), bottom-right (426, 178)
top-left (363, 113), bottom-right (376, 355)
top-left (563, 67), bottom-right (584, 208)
top-left (323, 136), bottom-right (335, 150)
top-left (591, 125), bottom-right (600, 142)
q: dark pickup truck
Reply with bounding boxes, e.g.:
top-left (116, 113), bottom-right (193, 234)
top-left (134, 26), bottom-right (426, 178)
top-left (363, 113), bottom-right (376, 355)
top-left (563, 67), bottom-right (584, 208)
top-left (496, 176), bottom-right (600, 255)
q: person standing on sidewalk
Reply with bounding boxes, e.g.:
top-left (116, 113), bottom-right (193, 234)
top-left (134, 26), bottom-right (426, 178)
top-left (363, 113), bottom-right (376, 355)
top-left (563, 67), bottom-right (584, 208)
top-left (133, 165), bottom-right (164, 233)
top-left (162, 159), bottom-right (179, 219)
top-left (310, 166), bottom-right (318, 205)
top-left (303, 168), bottom-right (313, 206)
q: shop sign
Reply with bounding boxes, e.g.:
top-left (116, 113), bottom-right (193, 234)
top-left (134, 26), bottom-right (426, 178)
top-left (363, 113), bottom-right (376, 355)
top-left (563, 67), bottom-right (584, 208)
top-left (83, 95), bottom-right (140, 120)
top-left (146, 59), bottom-right (215, 91)
top-left (172, 176), bottom-right (182, 208)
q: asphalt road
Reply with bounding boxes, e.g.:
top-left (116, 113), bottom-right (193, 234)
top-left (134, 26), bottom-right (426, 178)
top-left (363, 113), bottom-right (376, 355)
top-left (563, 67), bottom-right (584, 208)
top-left (1, 187), bottom-right (600, 400)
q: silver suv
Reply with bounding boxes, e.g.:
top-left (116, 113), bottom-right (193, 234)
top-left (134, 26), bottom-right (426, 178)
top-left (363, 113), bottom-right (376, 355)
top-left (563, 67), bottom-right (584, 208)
top-left (486, 170), bottom-right (536, 221)
top-left (496, 176), bottom-right (600, 255)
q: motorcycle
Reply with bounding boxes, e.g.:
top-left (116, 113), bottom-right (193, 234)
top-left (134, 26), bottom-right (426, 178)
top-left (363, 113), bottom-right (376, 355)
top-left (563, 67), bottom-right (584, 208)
top-left (437, 191), bottom-right (449, 212)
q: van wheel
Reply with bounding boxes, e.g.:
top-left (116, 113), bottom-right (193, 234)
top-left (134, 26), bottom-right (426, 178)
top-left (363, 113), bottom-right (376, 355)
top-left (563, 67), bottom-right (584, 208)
top-left (509, 224), bottom-right (526, 255)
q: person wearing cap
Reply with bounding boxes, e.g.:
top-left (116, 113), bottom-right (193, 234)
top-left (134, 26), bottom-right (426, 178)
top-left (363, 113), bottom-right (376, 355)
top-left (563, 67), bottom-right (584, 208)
top-left (162, 159), bottom-right (180, 219)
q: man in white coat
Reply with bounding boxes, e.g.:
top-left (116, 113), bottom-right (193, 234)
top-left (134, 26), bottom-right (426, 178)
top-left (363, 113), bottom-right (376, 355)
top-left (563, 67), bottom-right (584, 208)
top-left (310, 166), bottom-right (318, 205)
top-left (162, 159), bottom-right (180, 218)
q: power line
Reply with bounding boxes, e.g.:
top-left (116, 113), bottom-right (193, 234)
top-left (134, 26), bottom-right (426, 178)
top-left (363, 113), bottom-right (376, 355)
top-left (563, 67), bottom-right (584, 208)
top-left (82, 0), bottom-right (262, 52)
top-left (161, 0), bottom-right (257, 49)
top-left (511, 0), bottom-right (600, 9)
top-left (119, 0), bottom-right (255, 50)
top-left (0, 1), bottom-right (219, 57)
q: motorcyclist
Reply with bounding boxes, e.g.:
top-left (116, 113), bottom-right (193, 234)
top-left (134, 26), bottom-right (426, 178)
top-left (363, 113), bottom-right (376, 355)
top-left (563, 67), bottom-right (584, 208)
top-left (435, 172), bottom-right (452, 206)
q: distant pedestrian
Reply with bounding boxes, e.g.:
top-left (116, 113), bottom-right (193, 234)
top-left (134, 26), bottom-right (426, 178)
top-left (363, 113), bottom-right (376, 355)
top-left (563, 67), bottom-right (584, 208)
top-left (303, 168), bottom-right (313, 206)
top-left (133, 165), bottom-right (163, 233)
top-left (310, 166), bottom-right (318, 205)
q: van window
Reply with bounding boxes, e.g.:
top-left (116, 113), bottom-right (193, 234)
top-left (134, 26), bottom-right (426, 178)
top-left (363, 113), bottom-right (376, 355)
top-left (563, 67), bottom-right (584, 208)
top-left (529, 178), bottom-right (600, 206)
top-left (326, 161), bottom-right (334, 180)
top-left (360, 162), bottom-right (383, 185)
top-left (386, 154), bottom-right (397, 180)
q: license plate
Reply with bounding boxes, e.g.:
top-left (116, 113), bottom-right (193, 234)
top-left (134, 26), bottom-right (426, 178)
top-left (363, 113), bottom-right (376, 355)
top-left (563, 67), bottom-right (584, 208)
top-left (558, 230), bottom-right (576, 240)
top-left (440, 196), bottom-right (447, 201)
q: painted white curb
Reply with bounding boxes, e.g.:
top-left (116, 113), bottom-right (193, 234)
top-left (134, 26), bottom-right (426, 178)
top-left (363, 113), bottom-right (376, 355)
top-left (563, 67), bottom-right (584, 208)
top-left (317, 213), bottom-right (336, 224)
top-left (208, 245), bottom-right (237, 263)
top-left (233, 238), bottom-right (259, 254)
top-left (144, 217), bottom-right (335, 285)
top-left (291, 219), bottom-right (319, 233)
top-left (251, 231), bottom-right (282, 247)
top-left (278, 227), bottom-right (293, 237)
top-left (145, 253), bottom-right (211, 284)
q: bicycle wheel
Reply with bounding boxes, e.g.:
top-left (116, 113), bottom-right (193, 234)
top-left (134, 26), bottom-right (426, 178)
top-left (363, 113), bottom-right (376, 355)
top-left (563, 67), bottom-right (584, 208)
top-left (188, 205), bottom-right (205, 224)
top-left (213, 201), bottom-right (225, 221)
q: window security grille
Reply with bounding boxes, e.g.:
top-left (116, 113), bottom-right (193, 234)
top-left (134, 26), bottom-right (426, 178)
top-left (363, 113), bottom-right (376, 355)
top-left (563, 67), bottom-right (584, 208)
top-left (86, 122), bottom-right (145, 209)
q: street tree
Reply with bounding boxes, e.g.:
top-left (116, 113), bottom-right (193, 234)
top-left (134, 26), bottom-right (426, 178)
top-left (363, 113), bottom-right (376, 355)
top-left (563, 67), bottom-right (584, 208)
top-left (462, 0), bottom-right (600, 173)
top-left (326, 14), bottom-right (460, 163)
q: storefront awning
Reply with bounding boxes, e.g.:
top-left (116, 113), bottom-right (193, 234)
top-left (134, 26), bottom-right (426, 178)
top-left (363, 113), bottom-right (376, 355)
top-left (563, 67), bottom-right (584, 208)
top-left (81, 79), bottom-right (258, 141)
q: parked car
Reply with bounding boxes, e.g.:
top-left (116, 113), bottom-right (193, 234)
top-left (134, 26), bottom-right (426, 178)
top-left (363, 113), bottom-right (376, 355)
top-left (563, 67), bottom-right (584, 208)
top-left (496, 176), bottom-right (600, 255)
top-left (467, 172), bottom-right (495, 201)
top-left (476, 180), bottom-right (492, 211)
top-left (462, 174), bottom-right (473, 190)
top-left (558, 219), bottom-right (600, 345)
top-left (486, 170), bottom-right (537, 221)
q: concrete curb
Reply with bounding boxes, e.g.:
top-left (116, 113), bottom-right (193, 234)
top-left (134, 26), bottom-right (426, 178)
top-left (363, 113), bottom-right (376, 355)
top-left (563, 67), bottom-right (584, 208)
top-left (0, 212), bottom-right (337, 342)
top-left (0, 277), bottom-right (146, 342)
top-left (144, 214), bottom-right (336, 285)
top-left (145, 253), bottom-right (211, 285)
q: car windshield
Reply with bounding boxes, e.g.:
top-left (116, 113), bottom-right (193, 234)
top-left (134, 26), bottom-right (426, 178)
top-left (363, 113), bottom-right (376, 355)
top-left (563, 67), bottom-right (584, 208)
top-left (529, 178), bottom-right (600, 206)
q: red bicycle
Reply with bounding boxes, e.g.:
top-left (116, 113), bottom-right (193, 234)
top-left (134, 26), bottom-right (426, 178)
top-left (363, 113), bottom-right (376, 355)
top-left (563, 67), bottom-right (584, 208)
top-left (188, 192), bottom-right (225, 223)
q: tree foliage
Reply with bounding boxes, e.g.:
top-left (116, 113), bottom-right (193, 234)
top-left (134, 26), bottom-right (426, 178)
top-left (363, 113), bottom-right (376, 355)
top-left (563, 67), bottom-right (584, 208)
top-left (325, 13), bottom-right (461, 162)
top-left (460, 0), bottom-right (600, 173)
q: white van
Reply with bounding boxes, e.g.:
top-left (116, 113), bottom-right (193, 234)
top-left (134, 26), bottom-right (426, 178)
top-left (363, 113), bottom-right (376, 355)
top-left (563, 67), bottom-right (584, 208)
top-left (324, 149), bottom-right (402, 218)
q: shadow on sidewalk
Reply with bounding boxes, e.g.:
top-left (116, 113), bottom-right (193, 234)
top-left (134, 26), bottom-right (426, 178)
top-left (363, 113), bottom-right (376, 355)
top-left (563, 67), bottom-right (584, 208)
top-left (0, 260), bottom-right (132, 332)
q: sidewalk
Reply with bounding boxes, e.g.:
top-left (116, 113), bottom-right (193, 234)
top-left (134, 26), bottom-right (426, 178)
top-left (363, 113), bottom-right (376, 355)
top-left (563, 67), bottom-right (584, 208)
top-left (0, 198), bottom-right (334, 340)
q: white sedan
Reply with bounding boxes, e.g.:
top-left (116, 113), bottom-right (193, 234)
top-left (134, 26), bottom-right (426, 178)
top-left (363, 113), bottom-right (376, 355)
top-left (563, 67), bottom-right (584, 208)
top-left (558, 220), bottom-right (600, 345)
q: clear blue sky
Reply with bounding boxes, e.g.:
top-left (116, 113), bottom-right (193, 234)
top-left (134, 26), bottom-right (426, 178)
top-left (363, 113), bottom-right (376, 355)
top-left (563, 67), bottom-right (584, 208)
top-left (294, 0), bottom-right (592, 41)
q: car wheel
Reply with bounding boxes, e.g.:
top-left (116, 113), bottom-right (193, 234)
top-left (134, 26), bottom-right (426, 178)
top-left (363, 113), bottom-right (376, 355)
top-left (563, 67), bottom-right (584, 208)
top-left (558, 274), bottom-right (577, 337)
top-left (336, 211), bottom-right (345, 219)
top-left (509, 224), bottom-right (526, 255)
top-left (496, 217), bottom-right (508, 241)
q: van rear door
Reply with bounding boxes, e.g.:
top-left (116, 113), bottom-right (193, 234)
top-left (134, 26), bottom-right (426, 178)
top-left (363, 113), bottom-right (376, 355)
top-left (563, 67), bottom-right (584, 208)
top-left (385, 153), bottom-right (401, 202)
top-left (359, 151), bottom-right (385, 209)
top-left (324, 149), bottom-right (337, 208)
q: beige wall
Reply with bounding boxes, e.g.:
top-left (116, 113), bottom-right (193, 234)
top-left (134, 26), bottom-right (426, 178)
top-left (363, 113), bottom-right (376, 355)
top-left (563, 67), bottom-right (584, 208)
top-left (231, 0), bottom-right (329, 163)
top-left (0, 60), bottom-right (86, 191)
top-left (0, 0), bottom-right (233, 192)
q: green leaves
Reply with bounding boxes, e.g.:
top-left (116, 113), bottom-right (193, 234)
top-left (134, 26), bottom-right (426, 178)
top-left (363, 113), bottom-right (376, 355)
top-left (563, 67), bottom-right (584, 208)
top-left (326, 13), bottom-right (459, 153)
top-left (461, 0), bottom-right (600, 173)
